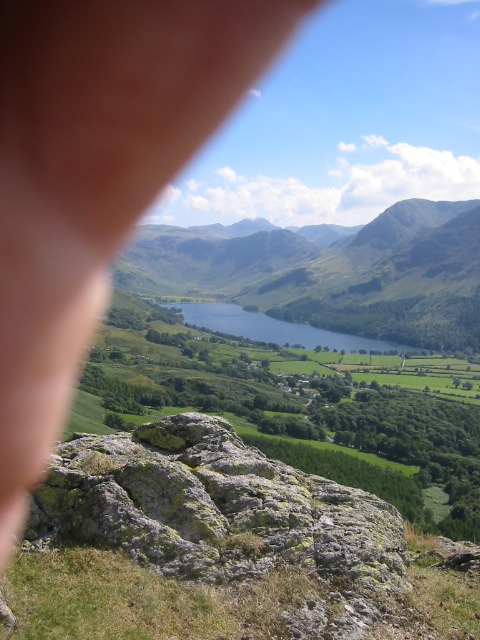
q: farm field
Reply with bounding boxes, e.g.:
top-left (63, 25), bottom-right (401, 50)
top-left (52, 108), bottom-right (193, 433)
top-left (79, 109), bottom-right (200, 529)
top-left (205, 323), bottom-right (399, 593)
top-left (257, 347), bottom-right (480, 406)
top-left (65, 293), bottom-right (480, 540)
top-left (269, 360), bottom-right (335, 376)
top-left (350, 371), bottom-right (480, 403)
top-left (405, 357), bottom-right (480, 372)
top-left (232, 421), bottom-right (419, 476)
top-left (66, 393), bottom-right (419, 479)
top-left (287, 351), bottom-right (404, 367)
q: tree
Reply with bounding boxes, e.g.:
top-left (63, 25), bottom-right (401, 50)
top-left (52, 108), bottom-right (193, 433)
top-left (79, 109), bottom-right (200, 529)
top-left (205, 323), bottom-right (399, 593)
top-left (253, 394), bottom-right (268, 410)
top-left (104, 412), bottom-right (130, 431)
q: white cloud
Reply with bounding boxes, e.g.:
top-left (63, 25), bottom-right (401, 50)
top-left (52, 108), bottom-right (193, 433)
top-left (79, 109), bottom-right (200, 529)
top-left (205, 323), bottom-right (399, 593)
top-left (181, 143), bottom-right (480, 227)
top-left (185, 175), bottom-right (342, 226)
top-left (216, 166), bottom-right (239, 183)
top-left (184, 195), bottom-right (210, 211)
top-left (338, 141), bottom-right (357, 152)
top-left (147, 140), bottom-right (480, 228)
top-left (468, 9), bottom-right (480, 18)
top-left (248, 88), bottom-right (262, 98)
top-left (186, 179), bottom-right (200, 192)
top-left (140, 184), bottom-right (182, 224)
top-left (338, 143), bottom-right (480, 221)
top-left (328, 169), bottom-right (344, 178)
top-left (361, 134), bottom-right (389, 148)
top-left (156, 184), bottom-right (181, 207)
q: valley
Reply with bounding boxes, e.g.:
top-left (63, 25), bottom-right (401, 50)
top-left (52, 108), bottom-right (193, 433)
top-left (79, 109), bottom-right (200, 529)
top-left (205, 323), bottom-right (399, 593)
top-left (66, 287), bottom-right (480, 543)
top-left (115, 198), bottom-right (480, 352)
top-left (55, 197), bottom-right (480, 571)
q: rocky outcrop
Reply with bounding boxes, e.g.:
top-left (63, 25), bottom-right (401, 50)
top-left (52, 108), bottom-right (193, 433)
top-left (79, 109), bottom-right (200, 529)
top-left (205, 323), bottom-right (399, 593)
top-left (413, 537), bottom-right (480, 573)
top-left (25, 413), bottom-right (411, 638)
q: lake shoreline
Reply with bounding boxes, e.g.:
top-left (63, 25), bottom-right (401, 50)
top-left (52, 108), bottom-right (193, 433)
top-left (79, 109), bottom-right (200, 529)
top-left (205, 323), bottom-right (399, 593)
top-left (174, 302), bottom-right (417, 353)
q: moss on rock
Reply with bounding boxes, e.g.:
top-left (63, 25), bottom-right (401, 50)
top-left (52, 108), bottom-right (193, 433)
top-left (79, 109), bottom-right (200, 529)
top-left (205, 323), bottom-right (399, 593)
top-left (27, 412), bottom-right (409, 600)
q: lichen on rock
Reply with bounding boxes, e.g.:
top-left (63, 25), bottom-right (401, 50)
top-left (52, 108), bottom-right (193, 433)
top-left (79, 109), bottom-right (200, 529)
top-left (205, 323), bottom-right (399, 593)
top-left (25, 412), bottom-right (412, 638)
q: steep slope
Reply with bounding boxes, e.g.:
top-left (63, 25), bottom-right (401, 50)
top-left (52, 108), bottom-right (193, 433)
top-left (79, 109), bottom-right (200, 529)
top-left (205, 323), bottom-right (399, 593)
top-left (234, 199), bottom-right (480, 306)
top-left (322, 203), bottom-right (480, 304)
top-left (114, 227), bottom-right (319, 295)
top-left (350, 198), bottom-right (480, 253)
top-left (297, 222), bottom-right (364, 248)
top-left (179, 217), bottom-right (280, 238)
top-left (388, 204), bottom-right (480, 290)
top-left (236, 202), bottom-right (480, 350)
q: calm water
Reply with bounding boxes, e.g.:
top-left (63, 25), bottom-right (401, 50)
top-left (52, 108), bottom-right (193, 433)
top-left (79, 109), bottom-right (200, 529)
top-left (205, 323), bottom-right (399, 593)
top-left (176, 303), bottom-right (415, 353)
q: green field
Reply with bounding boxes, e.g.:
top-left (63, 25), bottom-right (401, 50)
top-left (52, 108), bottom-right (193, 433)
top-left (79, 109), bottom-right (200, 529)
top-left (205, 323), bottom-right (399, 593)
top-left (65, 393), bottom-right (418, 479)
top-left (423, 485), bottom-right (450, 523)
top-left (65, 390), bottom-right (116, 439)
top-left (306, 352), bottom-right (404, 367)
top-left (233, 422), bottom-right (419, 477)
top-left (351, 371), bottom-right (480, 402)
top-left (406, 356), bottom-right (480, 372)
top-left (269, 360), bottom-right (335, 376)
top-left (65, 393), bottom-right (196, 440)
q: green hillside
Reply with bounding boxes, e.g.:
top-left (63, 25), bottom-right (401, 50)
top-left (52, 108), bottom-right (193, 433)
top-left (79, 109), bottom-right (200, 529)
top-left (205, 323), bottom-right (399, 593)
top-left (113, 199), bottom-right (480, 352)
top-left (60, 291), bottom-right (480, 541)
top-left (114, 227), bottom-right (320, 296)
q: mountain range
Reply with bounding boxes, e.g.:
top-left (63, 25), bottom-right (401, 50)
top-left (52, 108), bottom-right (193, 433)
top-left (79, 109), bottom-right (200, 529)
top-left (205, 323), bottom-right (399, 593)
top-left (115, 198), bottom-right (480, 351)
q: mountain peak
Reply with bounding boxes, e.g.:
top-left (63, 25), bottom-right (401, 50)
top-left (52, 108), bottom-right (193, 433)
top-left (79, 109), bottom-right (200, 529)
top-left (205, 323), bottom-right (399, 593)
top-left (224, 217), bottom-right (280, 237)
top-left (350, 198), bottom-right (480, 252)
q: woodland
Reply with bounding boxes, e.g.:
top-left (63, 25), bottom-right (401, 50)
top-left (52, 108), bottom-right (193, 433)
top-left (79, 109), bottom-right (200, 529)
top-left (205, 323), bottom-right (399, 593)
top-left (73, 292), bottom-right (480, 543)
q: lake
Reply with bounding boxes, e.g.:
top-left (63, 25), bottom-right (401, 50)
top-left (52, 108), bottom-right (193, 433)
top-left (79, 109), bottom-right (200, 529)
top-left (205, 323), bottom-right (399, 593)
top-left (176, 303), bottom-right (416, 353)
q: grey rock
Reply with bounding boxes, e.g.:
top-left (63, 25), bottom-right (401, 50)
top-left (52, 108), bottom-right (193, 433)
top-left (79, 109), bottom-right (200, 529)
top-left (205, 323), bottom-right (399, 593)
top-left (436, 550), bottom-right (480, 572)
top-left (310, 478), bottom-right (407, 593)
top-left (434, 537), bottom-right (480, 572)
top-left (0, 590), bottom-right (15, 628)
top-left (26, 412), bottom-right (411, 637)
top-left (283, 600), bottom-right (328, 639)
top-left (415, 549), bottom-right (445, 564)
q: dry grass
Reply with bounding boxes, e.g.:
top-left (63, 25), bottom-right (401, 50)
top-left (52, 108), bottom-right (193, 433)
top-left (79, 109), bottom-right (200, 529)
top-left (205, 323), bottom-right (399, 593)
top-left (408, 565), bottom-right (480, 638)
top-left (211, 531), bottom-right (266, 556)
top-left (403, 521), bottom-right (440, 553)
top-left (224, 564), bottom-right (329, 640)
top-left (0, 548), bottom-right (234, 640)
top-left (71, 451), bottom-right (124, 476)
top-left (0, 549), bottom-right (327, 640)
top-left (3, 530), bottom-right (478, 640)
top-left (368, 568), bottom-right (480, 640)
top-left (367, 526), bottom-right (480, 640)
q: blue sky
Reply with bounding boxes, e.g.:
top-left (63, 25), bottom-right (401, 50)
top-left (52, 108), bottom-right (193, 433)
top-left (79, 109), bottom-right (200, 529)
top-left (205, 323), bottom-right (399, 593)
top-left (145, 0), bottom-right (480, 229)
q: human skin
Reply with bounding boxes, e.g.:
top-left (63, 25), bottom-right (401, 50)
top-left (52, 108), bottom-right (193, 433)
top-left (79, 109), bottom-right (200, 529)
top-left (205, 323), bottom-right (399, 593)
top-left (0, 0), bottom-right (327, 570)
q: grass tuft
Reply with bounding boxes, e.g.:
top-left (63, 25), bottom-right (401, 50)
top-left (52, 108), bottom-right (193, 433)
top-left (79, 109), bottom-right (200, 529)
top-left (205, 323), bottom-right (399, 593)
top-left (71, 451), bottom-right (124, 476)
top-left (211, 531), bottom-right (266, 556)
top-left (404, 521), bottom-right (439, 553)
